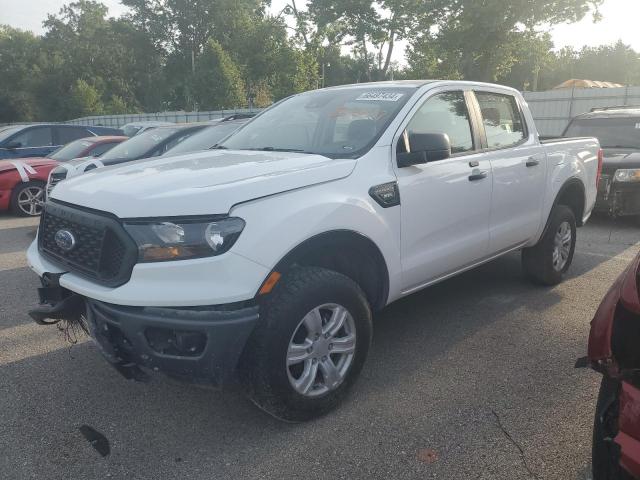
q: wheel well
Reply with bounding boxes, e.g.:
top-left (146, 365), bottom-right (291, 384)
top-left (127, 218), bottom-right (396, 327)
top-left (555, 179), bottom-right (586, 226)
top-left (271, 231), bottom-right (389, 311)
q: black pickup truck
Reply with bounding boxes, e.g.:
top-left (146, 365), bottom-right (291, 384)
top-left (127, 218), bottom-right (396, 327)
top-left (564, 106), bottom-right (640, 218)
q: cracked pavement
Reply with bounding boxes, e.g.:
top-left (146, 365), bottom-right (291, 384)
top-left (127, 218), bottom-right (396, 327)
top-left (0, 213), bottom-right (638, 479)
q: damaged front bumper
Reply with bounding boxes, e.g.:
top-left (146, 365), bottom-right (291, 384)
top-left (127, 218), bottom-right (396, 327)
top-left (595, 175), bottom-right (640, 217)
top-left (587, 250), bottom-right (640, 478)
top-left (30, 279), bottom-right (260, 386)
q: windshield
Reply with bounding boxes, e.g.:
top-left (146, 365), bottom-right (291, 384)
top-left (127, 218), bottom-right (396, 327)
top-left (219, 87), bottom-right (416, 158)
top-left (47, 139), bottom-right (93, 161)
top-left (101, 127), bottom-right (182, 160)
top-left (164, 122), bottom-right (244, 156)
top-left (0, 126), bottom-right (24, 143)
top-left (565, 117), bottom-right (640, 149)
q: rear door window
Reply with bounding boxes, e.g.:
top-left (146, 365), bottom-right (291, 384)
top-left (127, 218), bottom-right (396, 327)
top-left (475, 92), bottom-right (526, 149)
top-left (56, 126), bottom-right (93, 144)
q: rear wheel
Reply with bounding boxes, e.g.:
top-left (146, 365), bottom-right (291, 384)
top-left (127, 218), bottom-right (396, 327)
top-left (239, 267), bottom-right (372, 422)
top-left (522, 204), bottom-right (576, 286)
top-left (10, 181), bottom-right (45, 217)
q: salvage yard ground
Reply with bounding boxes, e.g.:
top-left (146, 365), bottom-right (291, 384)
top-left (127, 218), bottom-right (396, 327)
top-left (1, 213), bottom-right (638, 480)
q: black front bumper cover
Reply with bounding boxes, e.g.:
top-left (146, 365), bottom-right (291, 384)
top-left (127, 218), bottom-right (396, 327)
top-left (30, 283), bottom-right (259, 386)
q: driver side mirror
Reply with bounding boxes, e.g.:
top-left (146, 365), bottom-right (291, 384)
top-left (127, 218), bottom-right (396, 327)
top-left (397, 132), bottom-right (451, 168)
top-left (4, 140), bottom-right (22, 150)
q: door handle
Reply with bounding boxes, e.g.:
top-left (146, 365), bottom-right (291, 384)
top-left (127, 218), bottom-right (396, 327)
top-left (468, 171), bottom-right (488, 182)
top-left (526, 158), bottom-right (540, 167)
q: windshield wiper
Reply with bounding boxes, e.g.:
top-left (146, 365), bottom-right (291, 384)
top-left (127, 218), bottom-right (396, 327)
top-left (210, 144), bottom-right (227, 149)
top-left (251, 147), bottom-right (311, 153)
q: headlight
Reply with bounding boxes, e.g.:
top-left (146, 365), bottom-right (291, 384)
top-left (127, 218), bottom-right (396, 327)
top-left (614, 169), bottom-right (640, 183)
top-left (123, 217), bottom-right (245, 262)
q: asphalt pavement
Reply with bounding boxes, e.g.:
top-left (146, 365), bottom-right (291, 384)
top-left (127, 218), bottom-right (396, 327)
top-left (1, 212), bottom-right (638, 480)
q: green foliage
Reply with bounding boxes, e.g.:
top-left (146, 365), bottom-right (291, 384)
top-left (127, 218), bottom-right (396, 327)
top-left (0, 26), bottom-right (44, 122)
top-left (406, 0), bottom-right (603, 82)
top-left (0, 0), bottom-right (638, 123)
top-left (67, 79), bottom-right (104, 117)
top-left (191, 39), bottom-right (246, 110)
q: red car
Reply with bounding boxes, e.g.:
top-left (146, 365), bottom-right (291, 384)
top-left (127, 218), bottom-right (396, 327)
top-left (589, 249), bottom-right (640, 479)
top-left (0, 135), bottom-right (126, 216)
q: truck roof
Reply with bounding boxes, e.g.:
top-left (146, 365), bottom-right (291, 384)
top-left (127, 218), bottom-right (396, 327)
top-left (576, 106), bottom-right (640, 119)
top-left (320, 80), bottom-right (435, 91)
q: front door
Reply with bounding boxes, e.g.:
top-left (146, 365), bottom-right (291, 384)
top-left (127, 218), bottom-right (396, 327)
top-left (394, 90), bottom-right (492, 293)
top-left (2, 126), bottom-right (56, 158)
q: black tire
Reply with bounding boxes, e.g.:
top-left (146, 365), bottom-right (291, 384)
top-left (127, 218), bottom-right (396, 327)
top-left (592, 377), bottom-right (633, 480)
top-left (239, 267), bottom-right (372, 422)
top-left (10, 181), bottom-right (45, 217)
top-left (522, 204), bottom-right (577, 286)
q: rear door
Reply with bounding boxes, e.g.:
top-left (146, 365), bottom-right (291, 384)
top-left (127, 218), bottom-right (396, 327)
top-left (470, 90), bottom-right (546, 253)
top-left (394, 89), bottom-right (492, 292)
top-left (54, 126), bottom-right (94, 146)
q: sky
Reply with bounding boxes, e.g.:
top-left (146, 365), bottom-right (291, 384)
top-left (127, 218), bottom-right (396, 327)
top-left (2, 0), bottom-right (639, 63)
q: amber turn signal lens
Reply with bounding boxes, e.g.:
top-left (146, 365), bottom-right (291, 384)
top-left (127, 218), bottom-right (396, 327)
top-left (258, 271), bottom-right (282, 295)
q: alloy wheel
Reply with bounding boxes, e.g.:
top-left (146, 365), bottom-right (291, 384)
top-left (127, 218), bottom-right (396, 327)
top-left (17, 186), bottom-right (44, 216)
top-left (287, 303), bottom-right (357, 397)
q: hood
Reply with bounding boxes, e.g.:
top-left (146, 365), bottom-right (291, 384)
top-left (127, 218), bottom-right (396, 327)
top-left (602, 149), bottom-right (640, 172)
top-left (50, 150), bottom-right (357, 217)
top-left (0, 157), bottom-right (58, 173)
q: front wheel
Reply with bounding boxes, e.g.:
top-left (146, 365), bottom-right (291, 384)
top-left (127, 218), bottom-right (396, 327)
top-left (522, 204), bottom-right (577, 286)
top-left (10, 181), bottom-right (45, 217)
top-left (239, 267), bottom-right (372, 422)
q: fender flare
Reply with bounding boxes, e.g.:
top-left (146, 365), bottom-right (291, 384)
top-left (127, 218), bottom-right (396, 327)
top-left (538, 177), bottom-right (586, 241)
top-left (263, 229), bottom-right (390, 311)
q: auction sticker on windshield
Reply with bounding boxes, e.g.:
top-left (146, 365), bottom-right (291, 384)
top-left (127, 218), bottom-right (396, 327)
top-left (356, 92), bottom-right (404, 102)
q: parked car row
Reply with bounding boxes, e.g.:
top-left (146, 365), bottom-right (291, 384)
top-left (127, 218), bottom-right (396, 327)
top-left (0, 116), bottom-right (252, 216)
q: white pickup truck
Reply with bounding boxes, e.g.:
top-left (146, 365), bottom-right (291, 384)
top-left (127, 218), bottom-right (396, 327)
top-left (27, 80), bottom-right (601, 421)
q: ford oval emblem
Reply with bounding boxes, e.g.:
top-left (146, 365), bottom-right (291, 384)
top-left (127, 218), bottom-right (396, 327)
top-left (54, 230), bottom-right (76, 252)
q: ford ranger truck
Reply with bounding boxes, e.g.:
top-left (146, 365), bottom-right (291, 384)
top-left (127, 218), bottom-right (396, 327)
top-left (27, 81), bottom-right (601, 421)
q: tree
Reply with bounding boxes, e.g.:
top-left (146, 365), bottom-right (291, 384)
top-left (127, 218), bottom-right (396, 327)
top-left (39, 0), bottom-right (160, 119)
top-left (66, 79), bottom-right (104, 117)
top-left (0, 26), bottom-right (44, 122)
top-left (191, 39), bottom-right (245, 110)
top-left (407, 0), bottom-right (603, 82)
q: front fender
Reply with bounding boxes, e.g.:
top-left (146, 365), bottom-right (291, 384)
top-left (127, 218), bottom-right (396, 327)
top-left (230, 177), bottom-right (403, 304)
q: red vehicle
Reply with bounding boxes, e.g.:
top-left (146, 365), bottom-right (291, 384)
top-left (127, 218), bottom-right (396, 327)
top-left (0, 135), bottom-right (126, 216)
top-left (589, 249), bottom-right (640, 480)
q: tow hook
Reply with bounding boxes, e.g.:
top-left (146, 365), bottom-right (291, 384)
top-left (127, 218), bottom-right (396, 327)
top-left (28, 293), bottom-right (84, 325)
top-left (575, 356), bottom-right (589, 368)
top-left (28, 272), bottom-right (85, 326)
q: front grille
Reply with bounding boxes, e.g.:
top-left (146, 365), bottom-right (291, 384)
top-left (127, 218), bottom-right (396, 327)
top-left (46, 171), bottom-right (67, 198)
top-left (39, 201), bottom-right (138, 287)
